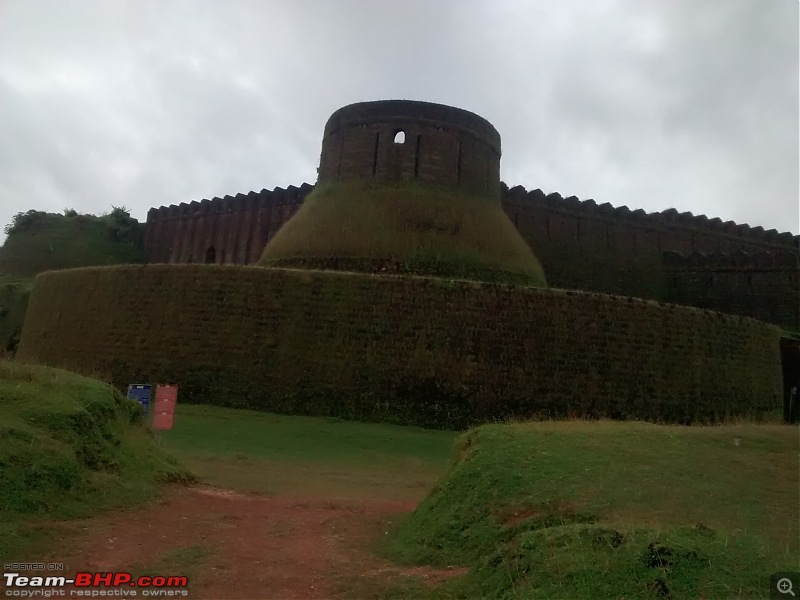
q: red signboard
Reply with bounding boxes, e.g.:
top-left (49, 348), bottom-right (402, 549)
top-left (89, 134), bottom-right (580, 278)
top-left (152, 384), bottom-right (178, 430)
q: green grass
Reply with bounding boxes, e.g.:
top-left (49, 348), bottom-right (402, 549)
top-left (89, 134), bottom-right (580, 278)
top-left (260, 180), bottom-right (547, 286)
top-left (386, 420), bottom-right (800, 599)
top-left (0, 209), bottom-right (144, 278)
top-left (0, 209), bottom-right (145, 355)
top-left (159, 404), bottom-right (458, 498)
top-left (0, 361), bottom-right (191, 560)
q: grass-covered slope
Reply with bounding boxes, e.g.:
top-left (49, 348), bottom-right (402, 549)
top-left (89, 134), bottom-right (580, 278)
top-left (0, 208), bottom-right (144, 357)
top-left (259, 180), bottom-right (547, 286)
top-left (0, 361), bottom-right (190, 558)
top-left (387, 421), bottom-right (799, 599)
top-left (0, 208), bottom-right (144, 278)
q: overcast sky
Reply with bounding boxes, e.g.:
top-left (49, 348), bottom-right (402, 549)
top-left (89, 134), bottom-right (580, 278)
top-left (1, 0), bottom-right (798, 244)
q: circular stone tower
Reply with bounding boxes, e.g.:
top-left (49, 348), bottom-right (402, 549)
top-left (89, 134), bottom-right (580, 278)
top-left (260, 100), bottom-right (547, 286)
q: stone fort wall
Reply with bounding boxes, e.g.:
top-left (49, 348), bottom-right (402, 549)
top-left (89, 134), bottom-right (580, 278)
top-left (17, 265), bottom-right (783, 429)
top-left (318, 100), bottom-right (501, 193)
top-left (143, 182), bottom-right (799, 330)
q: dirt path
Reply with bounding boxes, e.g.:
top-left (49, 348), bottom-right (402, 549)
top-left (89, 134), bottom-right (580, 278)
top-left (43, 485), bottom-right (461, 599)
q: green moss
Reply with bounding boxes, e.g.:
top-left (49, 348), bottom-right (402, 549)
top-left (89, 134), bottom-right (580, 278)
top-left (259, 180), bottom-right (547, 287)
top-left (17, 265), bottom-right (783, 429)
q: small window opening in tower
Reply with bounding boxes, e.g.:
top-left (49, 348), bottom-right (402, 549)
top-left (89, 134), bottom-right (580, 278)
top-left (393, 130), bottom-right (405, 144)
top-left (204, 246), bottom-right (216, 264)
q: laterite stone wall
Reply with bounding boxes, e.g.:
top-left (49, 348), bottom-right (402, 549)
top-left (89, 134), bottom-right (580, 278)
top-left (18, 265), bottom-right (783, 429)
top-left (318, 100), bottom-right (501, 194)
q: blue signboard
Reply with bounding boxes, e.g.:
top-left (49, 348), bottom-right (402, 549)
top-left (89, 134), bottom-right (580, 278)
top-left (127, 384), bottom-right (152, 416)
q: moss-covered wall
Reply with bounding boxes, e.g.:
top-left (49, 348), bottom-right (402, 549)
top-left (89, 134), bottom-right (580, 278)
top-left (17, 265), bottom-right (783, 428)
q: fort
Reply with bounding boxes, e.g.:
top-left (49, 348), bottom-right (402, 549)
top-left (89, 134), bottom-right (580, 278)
top-left (18, 100), bottom-right (800, 427)
top-left (142, 103), bottom-right (799, 330)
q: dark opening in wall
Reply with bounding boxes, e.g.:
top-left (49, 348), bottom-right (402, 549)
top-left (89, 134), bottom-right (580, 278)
top-left (457, 142), bottom-right (463, 183)
top-left (748, 275), bottom-right (753, 287)
top-left (393, 130), bottom-right (405, 144)
top-left (372, 132), bottom-right (380, 176)
top-left (204, 247), bottom-right (216, 264)
top-left (414, 135), bottom-right (421, 177)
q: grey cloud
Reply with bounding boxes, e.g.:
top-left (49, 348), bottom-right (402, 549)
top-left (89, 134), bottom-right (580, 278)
top-left (0, 0), bottom-right (796, 244)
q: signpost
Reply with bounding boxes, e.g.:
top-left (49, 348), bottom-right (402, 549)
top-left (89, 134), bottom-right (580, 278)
top-left (126, 384), bottom-right (152, 416)
top-left (152, 384), bottom-right (179, 431)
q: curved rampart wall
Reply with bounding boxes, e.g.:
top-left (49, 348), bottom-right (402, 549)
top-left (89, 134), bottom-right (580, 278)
top-left (17, 265), bottom-right (783, 429)
top-left (663, 251), bottom-right (800, 331)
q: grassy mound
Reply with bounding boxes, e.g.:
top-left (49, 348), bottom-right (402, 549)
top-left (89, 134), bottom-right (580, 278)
top-left (0, 208), bottom-right (144, 278)
top-left (259, 180), bottom-right (547, 286)
top-left (386, 421), bottom-right (798, 598)
top-left (0, 361), bottom-right (190, 557)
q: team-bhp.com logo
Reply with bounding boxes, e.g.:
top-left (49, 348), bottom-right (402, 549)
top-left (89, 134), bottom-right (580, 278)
top-left (3, 572), bottom-right (189, 597)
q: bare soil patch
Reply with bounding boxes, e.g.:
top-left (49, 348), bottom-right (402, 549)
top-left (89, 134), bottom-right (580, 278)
top-left (42, 485), bottom-right (462, 599)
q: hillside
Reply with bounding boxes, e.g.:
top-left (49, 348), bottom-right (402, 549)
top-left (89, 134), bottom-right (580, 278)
top-left (0, 207), bottom-right (145, 278)
top-left (0, 362), bottom-right (191, 558)
top-left (0, 208), bottom-right (145, 356)
top-left (386, 421), bottom-right (799, 598)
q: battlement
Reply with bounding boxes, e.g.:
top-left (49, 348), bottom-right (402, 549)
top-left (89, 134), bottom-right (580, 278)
top-left (143, 183), bottom-right (315, 265)
top-left (502, 184), bottom-right (799, 251)
top-left (145, 183), bottom-right (314, 223)
top-left (663, 250), bottom-right (800, 271)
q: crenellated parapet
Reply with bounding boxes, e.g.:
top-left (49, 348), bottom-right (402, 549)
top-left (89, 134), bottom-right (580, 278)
top-left (663, 250), bottom-right (800, 271)
top-left (501, 184), bottom-right (798, 253)
top-left (143, 183), bottom-right (314, 265)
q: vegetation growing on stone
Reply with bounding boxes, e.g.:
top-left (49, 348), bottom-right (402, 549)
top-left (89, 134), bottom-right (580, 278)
top-left (17, 264), bottom-right (782, 429)
top-left (259, 181), bottom-right (548, 287)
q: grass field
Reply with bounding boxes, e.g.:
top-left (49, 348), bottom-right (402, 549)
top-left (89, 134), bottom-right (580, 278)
top-left (386, 420), bottom-right (800, 599)
top-left (158, 404), bottom-right (458, 499)
top-left (4, 386), bottom-right (797, 598)
top-left (144, 405), bottom-right (799, 598)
